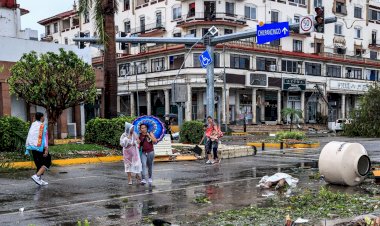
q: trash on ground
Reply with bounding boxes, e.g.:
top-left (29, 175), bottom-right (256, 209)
top-left (294, 218), bottom-right (309, 223)
top-left (257, 173), bottom-right (299, 189)
top-left (19, 207), bottom-right (24, 212)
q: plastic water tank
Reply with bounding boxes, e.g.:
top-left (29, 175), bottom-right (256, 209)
top-left (319, 141), bottom-right (371, 186)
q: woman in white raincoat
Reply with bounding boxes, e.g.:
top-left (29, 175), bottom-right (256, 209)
top-left (120, 122), bottom-right (142, 185)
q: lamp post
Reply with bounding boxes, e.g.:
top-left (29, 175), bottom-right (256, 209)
top-left (134, 62), bottom-right (140, 116)
top-left (223, 45), bottom-right (227, 132)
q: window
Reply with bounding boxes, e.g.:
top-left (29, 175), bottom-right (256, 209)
top-left (135, 61), bottom-right (147, 74)
top-left (305, 62), bottom-right (321, 76)
top-left (140, 16), bottom-right (145, 33)
top-left (369, 9), bottom-right (380, 21)
top-left (189, 29), bottom-right (196, 37)
top-left (169, 55), bottom-right (184, 69)
top-left (354, 27), bottom-right (361, 39)
top-left (188, 3), bottom-right (195, 17)
top-left (214, 53), bottom-right (220, 68)
top-left (156, 11), bottom-right (162, 27)
top-left (289, 0), bottom-right (306, 5)
top-left (354, 6), bottom-right (362, 18)
top-left (172, 6), bottom-right (181, 20)
top-left (366, 69), bottom-right (380, 81)
top-left (124, 0), bottom-right (130, 11)
top-left (124, 21), bottom-right (131, 33)
top-left (84, 12), bottom-right (90, 23)
top-left (294, 15), bottom-right (300, 23)
top-left (64, 37), bottom-right (68, 45)
top-left (281, 60), bottom-right (302, 73)
top-left (293, 40), bottom-right (302, 52)
top-left (326, 65), bottom-right (341, 78)
top-left (244, 5), bottom-right (256, 20)
top-left (45, 26), bottom-right (51, 35)
top-left (271, 10), bottom-right (279, 22)
top-left (151, 57), bottom-right (165, 72)
top-left (370, 51), bottom-right (378, 60)
top-left (226, 2), bottom-right (235, 16)
top-left (336, 2), bottom-right (347, 15)
top-left (119, 63), bottom-right (131, 77)
top-left (270, 39), bottom-right (280, 47)
top-left (335, 23), bottom-right (343, 35)
top-left (53, 23), bottom-right (58, 33)
top-left (256, 57), bottom-right (277, 72)
top-left (314, 0), bottom-right (322, 7)
top-left (225, 29), bottom-right (233, 34)
top-left (346, 67), bottom-right (362, 79)
top-left (230, 54), bottom-right (250, 69)
top-left (72, 16), bottom-right (79, 27)
top-left (173, 32), bottom-right (181, 37)
top-left (193, 53), bottom-right (202, 67)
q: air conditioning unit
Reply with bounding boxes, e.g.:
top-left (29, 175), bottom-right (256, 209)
top-left (67, 123), bottom-right (77, 138)
top-left (269, 65), bottom-right (276, 72)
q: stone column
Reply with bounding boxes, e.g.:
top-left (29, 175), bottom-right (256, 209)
top-left (146, 91), bottom-right (151, 116)
top-left (277, 90), bottom-right (282, 124)
top-left (130, 92), bottom-right (135, 116)
top-left (300, 91), bottom-right (305, 123)
top-left (117, 96), bottom-right (121, 114)
top-left (235, 91), bottom-right (240, 120)
top-left (197, 91), bottom-right (204, 119)
top-left (252, 88), bottom-right (257, 124)
top-left (341, 94), bottom-right (346, 118)
top-left (260, 91), bottom-right (265, 122)
top-left (226, 87), bottom-right (230, 124)
top-left (164, 89), bottom-right (170, 118)
top-left (185, 84), bottom-right (192, 121)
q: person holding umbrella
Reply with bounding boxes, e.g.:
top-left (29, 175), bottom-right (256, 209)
top-left (138, 123), bottom-right (157, 185)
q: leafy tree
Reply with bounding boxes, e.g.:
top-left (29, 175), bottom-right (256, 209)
top-left (78, 0), bottom-right (118, 118)
top-left (8, 49), bottom-right (96, 145)
top-left (281, 107), bottom-right (303, 132)
top-left (344, 84), bottom-right (380, 137)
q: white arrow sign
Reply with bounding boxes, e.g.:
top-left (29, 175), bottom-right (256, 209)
top-left (282, 27), bottom-right (288, 34)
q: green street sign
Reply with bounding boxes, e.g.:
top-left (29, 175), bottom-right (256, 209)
top-left (283, 78), bottom-right (306, 91)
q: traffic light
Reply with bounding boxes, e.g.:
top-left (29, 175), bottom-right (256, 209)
top-left (120, 31), bottom-right (127, 50)
top-left (79, 32), bottom-right (85, 49)
top-left (314, 6), bottom-right (324, 33)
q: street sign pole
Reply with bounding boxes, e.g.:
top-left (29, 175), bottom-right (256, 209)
top-left (206, 45), bottom-right (215, 119)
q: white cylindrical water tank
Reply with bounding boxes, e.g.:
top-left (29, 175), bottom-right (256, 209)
top-left (319, 141), bottom-right (371, 186)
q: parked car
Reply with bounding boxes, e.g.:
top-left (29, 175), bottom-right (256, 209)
top-left (333, 118), bottom-right (352, 132)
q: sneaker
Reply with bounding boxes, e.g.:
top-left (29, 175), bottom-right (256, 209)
top-left (40, 179), bottom-right (48, 186)
top-left (140, 179), bottom-right (147, 185)
top-left (31, 175), bottom-right (42, 186)
top-left (206, 160), bottom-right (212, 164)
top-left (128, 180), bottom-right (133, 185)
top-left (148, 178), bottom-right (153, 184)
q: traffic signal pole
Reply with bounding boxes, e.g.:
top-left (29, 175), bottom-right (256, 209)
top-left (74, 17), bottom-right (337, 121)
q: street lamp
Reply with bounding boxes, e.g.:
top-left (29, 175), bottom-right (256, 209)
top-left (134, 62), bottom-right (140, 116)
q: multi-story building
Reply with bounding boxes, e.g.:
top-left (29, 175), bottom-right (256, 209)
top-left (0, 0), bottom-right (98, 138)
top-left (39, 0), bottom-right (380, 127)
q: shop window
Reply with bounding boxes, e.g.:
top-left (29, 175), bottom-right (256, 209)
top-left (346, 67), bottom-right (362, 79)
top-left (281, 60), bottom-right (302, 73)
top-left (169, 55), bottom-right (184, 69)
top-left (151, 57), bottom-right (165, 72)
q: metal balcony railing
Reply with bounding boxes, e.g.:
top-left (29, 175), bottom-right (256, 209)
top-left (130, 22), bottom-right (165, 34)
top-left (177, 12), bottom-right (246, 25)
top-left (369, 39), bottom-right (380, 46)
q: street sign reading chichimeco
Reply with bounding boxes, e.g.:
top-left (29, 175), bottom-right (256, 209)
top-left (257, 22), bottom-right (289, 44)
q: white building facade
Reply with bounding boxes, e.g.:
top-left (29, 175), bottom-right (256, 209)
top-left (39, 0), bottom-right (380, 125)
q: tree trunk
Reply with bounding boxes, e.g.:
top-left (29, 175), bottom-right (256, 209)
top-left (290, 115), bottom-right (293, 132)
top-left (103, 1), bottom-right (118, 119)
top-left (48, 118), bottom-right (56, 146)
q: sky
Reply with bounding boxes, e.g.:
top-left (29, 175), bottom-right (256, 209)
top-left (17, 0), bottom-right (74, 37)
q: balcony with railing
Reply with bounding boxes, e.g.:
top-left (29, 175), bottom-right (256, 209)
top-left (130, 22), bottom-right (165, 36)
top-left (369, 39), bottom-right (380, 48)
top-left (176, 12), bottom-right (246, 27)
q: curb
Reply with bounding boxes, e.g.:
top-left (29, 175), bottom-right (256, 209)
top-left (246, 142), bottom-right (320, 149)
top-left (6, 155), bottom-right (198, 169)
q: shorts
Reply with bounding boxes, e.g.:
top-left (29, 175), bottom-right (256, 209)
top-left (205, 139), bottom-right (218, 154)
top-left (32, 150), bottom-right (52, 172)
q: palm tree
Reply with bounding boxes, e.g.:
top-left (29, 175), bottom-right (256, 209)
top-left (281, 108), bottom-right (303, 132)
top-left (78, 0), bottom-right (118, 119)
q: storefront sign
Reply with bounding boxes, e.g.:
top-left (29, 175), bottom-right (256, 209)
top-left (246, 73), bottom-right (268, 87)
top-left (329, 80), bottom-right (369, 92)
top-left (283, 78), bottom-right (306, 91)
top-left (288, 96), bottom-right (301, 101)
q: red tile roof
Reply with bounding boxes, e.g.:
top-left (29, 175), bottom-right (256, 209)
top-left (0, 0), bottom-right (17, 8)
top-left (38, 9), bottom-right (77, 25)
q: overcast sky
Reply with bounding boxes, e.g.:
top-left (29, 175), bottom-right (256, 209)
top-left (18, 0), bottom-right (74, 36)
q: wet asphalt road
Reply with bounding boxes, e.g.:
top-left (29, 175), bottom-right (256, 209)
top-left (0, 136), bottom-right (379, 226)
